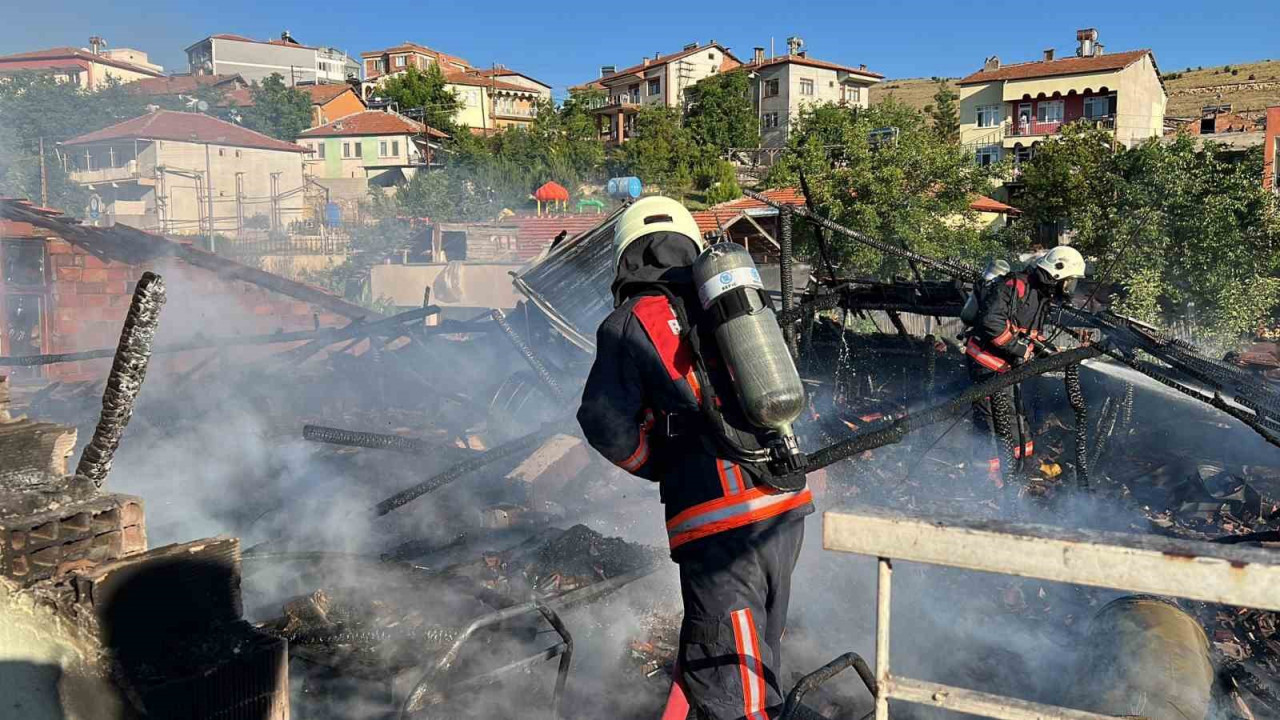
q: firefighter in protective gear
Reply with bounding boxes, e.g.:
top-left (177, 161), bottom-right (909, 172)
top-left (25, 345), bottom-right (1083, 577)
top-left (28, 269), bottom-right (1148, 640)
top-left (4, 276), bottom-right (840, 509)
top-left (966, 246), bottom-right (1086, 478)
top-left (578, 196), bottom-right (814, 720)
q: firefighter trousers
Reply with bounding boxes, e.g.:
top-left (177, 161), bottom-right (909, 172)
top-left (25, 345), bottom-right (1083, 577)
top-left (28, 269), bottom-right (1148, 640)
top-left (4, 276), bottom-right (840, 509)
top-left (676, 519), bottom-right (805, 720)
top-left (969, 364), bottom-right (1033, 472)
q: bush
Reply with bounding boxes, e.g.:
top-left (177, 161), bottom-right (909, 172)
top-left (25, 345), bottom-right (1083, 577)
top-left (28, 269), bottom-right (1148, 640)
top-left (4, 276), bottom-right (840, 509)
top-left (1231, 69), bottom-right (1240, 76)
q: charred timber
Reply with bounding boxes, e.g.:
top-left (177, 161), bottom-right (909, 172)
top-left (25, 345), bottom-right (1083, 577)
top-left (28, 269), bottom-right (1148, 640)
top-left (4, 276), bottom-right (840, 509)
top-left (75, 271), bottom-right (165, 487)
top-left (374, 423), bottom-right (567, 517)
top-left (805, 346), bottom-right (1102, 473)
top-left (1064, 364), bottom-right (1091, 490)
top-left (780, 207), bottom-right (798, 355)
top-left (303, 425), bottom-right (475, 459)
top-left (491, 309), bottom-right (568, 404)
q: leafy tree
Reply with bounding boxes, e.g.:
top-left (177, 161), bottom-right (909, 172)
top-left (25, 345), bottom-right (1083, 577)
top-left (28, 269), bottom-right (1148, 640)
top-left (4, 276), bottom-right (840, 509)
top-left (1013, 123), bottom-right (1280, 342)
top-left (766, 100), bottom-right (999, 276)
top-left (612, 106), bottom-right (702, 197)
top-left (923, 81), bottom-right (959, 143)
top-left (683, 70), bottom-right (759, 153)
top-left (700, 160), bottom-right (742, 205)
top-left (239, 74), bottom-right (312, 140)
top-left (0, 72), bottom-right (169, 212)
top-left (377, 64), bottom-right (462, 135)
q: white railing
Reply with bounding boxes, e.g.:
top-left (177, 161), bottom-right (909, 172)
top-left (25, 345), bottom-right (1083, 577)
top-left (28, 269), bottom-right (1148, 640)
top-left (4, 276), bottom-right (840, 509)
top-left (69, 160), bottom-right (139, 185)
top-left (823, 505), bottom-right (1280, 720)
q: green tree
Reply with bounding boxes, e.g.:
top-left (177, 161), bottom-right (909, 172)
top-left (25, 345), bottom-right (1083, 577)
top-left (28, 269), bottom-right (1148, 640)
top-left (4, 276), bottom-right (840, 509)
top-left (1014, 123), bottom-right (1280, 342)
top-left (377, 64), bottom-right (462, 135)
top-left (238, 74), bottom-right (312, 141)
top-left (923, 81), bottom-right (959, 143)
top-left (683, 70), bottom-right (759, 153)
top-left (612, 106), bottom-right (702, 197)
top-left (766, 100), bottom-right (999, 276)
top-left (0, 72), bottom-right (169, 212)
top-left (700, 160), bottom-right (742, 205)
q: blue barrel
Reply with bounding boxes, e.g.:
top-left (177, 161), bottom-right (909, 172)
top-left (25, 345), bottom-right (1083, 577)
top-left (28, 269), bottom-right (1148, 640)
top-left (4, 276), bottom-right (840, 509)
top-left (606, 176), bottom-right (642, 199)
top-left (324, 202), bottom-right (342, 226)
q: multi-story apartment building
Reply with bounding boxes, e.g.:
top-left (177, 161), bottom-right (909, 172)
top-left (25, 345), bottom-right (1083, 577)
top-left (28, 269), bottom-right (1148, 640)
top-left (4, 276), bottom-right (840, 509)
top-left (1265, 106), bottom-right (1279, 192)
top-left (186, 32), bottom-right (358, 85)
top-left (360, 42), bottom-right (543, 133)
top-left (60, 110), bottom-right (308, 235)
top-left (586, 42), bottom-right (742, 144)
top-left (741, 41), bottom-right (882, 148)
top-left (297, 110), bottom-right (447, 184)
top-left (0, 44), bottom-right (164, 89)
top-left (958, 29), bottom-right (1167, 168)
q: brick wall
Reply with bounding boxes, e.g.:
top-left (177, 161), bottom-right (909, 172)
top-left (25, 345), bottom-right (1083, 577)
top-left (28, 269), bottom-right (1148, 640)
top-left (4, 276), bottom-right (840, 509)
top-left (44, 239), bottom-right (348, 381)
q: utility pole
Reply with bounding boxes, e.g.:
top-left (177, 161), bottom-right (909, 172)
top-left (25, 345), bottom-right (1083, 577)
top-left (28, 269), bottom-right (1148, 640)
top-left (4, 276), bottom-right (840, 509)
top-left (38, 137), bottom-right (48, 207)
top-left (204, 142), bottom-right (215, 253)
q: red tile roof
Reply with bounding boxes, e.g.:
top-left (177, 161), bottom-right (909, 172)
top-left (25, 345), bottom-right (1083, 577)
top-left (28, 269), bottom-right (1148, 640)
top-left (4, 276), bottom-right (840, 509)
top-left (957, 49), bottom-right (1151, 85)
top-left (742, 54), bottom-right (884, 80)
top-left (443, 70), bottom-right (538, 93)
top-left (508, 215), bottom-right (611, 260)
top-left (473, 67), bottom-right (551, 90)
top-left (970, 195), bottom-right (1020, 214)
top-left (298, 110), bottom-right (448, 139)
top-left (691, 188), bottom-right (1017, 229)
top-left (0, 47), bottom-right (164, 77)
top-left (131, 74), bottom-right (245, 96)
top-left (598, 44), bottom-right (741, 85)
top-left (63, 110), bottom-right (308, 152)
top-left (203, 33), bottom-right (317, 50)
top-left (360, 42), bottom-right (471, 69)
top-left (223, 82), bottom-right (357, 108)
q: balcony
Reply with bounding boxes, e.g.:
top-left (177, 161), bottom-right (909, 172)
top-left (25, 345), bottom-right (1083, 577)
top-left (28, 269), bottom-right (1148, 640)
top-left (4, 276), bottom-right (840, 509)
top-left (67, 160), bottom-right (149, 186)
top-left (1007, 115), bottom-right (1116, 138)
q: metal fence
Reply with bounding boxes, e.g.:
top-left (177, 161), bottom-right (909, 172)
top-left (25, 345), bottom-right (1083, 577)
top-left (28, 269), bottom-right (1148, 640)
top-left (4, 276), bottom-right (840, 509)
top-left (218, 234), bottom-right (352, 257)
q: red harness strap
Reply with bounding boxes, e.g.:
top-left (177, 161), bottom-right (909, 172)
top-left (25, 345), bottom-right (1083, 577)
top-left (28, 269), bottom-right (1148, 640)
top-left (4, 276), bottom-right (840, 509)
top-left (632, 295), bottom-right (703, 403)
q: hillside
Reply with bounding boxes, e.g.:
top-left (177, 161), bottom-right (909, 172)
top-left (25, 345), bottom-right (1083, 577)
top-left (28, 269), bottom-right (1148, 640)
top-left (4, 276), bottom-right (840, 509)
top-left (871, 58), bottom-right (1280, 120)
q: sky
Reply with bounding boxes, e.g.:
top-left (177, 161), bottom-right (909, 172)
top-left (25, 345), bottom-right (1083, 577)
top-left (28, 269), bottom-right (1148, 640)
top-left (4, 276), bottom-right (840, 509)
top-left (2, 0), bottom-right (1276, 95)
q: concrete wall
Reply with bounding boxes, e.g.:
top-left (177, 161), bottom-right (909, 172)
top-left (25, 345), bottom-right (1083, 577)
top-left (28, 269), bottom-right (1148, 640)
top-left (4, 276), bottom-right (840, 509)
top-left (370, 262), bottom-right (523, 309)
top-left (152, 139), bottom-right (307, 235)
top-left (754, 62), bottom-right (875, 148)
top-left (1115, 54), bottom-right (1167, 147)
top-left (451, 83), bottom-right (490, 130)
top-left (207, 38), bottom-right (319, 84)
top-left (958, 81), bottom-right (1007, 148)
top-left (301, 134), bottom-right (421, 181)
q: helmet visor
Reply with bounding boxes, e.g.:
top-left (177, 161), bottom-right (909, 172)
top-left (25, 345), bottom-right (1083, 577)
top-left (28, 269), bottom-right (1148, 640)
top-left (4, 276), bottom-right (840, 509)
top-left (1061, 277), bottom-right (1079, 295)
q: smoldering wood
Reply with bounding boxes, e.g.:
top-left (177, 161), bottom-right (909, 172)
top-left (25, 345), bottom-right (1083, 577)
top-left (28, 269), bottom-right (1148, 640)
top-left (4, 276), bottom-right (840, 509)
top-left (0, 419), bottom-right (77, 487)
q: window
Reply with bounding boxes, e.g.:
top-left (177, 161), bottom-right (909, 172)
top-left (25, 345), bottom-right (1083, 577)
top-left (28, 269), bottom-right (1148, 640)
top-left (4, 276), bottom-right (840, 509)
top-left (799, 79), bottom-right (814, 96)
top-left (392, 140), bottom-right (399, 156)
top-left (395, 55), bottom-right (406, 67)
top-left (379, 140), bottom-right (388, 157)
top-left (1084, 95), bottom-right (1115, 119)
top-left (765, 79), bottom-right (780, 97)
top-left (708, 52), bottom-right (715, 60)
top-left (317, 142), bottom-right (325, 159)
top-left (1, 241), bottom-right (46, 376)
top-left (462, 88), bottom-right (480, 107)
top-left (976, 104), bottom-right (1002, 128)
top-left (235, 150), bottom-right (241, 158)
top-left (975, 145), bottom-right (1001, 166)
top-left (842, 85), bottom-right (861, 104)
top-left (628, 84), bottom-right (640, 103)
top-left (648, 77), bottom-right (661, 96)
top-left (342, 142), bottom-right (351, 158)
top-left (2, 240), bottom-right (45, 286)
top-left (1036, 100), bottom-right (1064, 123)
top-left (762, 112), bottom-right (780, 129)
top-left (218, 148), bottom-right (224, 156)
top-left (354, 143), bottom-right (361, 158)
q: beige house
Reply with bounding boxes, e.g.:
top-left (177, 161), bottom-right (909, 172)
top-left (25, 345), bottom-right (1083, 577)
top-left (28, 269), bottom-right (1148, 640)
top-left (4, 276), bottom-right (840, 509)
top-left (958, 29), bottom-right (1166, 168)
top-left (587, 42), bottom-right (742, 144)
top-left (0, 46), bottom-right (163, 88)
top-left (60, 110), bottom-right (308, 235)
top-left (741, 46), bottom-right (883, 148)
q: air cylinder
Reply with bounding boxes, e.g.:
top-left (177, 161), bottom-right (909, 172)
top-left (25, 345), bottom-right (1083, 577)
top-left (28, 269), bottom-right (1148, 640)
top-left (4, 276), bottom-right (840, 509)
top-left (693, 243), bottom-right (805, 437)
top-left (1074, 595), bottom-right (1213, 720)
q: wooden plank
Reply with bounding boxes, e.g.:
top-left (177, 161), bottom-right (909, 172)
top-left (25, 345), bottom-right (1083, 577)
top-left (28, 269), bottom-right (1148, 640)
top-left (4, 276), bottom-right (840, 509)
top-left (0, 419), bottom-right (77, 486)
top-left (888, 677), bottom-right (1116, 720)
top-left (823, 505), bottom-right (1280, 611)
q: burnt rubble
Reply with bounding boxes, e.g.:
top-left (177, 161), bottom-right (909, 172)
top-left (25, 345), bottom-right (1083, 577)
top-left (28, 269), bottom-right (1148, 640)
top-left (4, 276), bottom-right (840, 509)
top-left (0, 200), bottom-right (1278, 719)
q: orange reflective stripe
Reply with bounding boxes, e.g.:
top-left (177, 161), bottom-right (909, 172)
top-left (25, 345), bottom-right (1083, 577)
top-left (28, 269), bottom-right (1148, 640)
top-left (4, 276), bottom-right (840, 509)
top-left (731, 608), bottom-right (770, 720)
top-left (966, 338), bottom-right (1009, 373)
top-left (1013, 441), bottom-right (1034, 459)
top-left (616, 410), bottom-right (654, 472)
top-left (667, 487), bottom-right (813, 550)
top-left (992, 322), bottom-right (1015, 347)
top-left (716, 458), bottom-right (743, 496)
top-left (685, 369), bottom-right (703, 403)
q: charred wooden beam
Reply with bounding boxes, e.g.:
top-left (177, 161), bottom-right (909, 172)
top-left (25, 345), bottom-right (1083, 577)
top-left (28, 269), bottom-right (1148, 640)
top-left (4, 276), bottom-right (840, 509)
top-left (75, 271), bottom-right (165, 488)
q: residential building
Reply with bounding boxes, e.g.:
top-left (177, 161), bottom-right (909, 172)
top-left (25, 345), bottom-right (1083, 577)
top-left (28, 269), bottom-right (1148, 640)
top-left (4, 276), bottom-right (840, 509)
top-left (297, 110), bottom-right (447, 185)
top-left (586, 42), bottom-right (742, 143)
top-left (1266, 106), bottom-right (1279, 192)
top-left (223, 82), bottom-right (366, 127)
top-left (59, 110), bottom-right (309, 236)
top-left (444, 70), bottom-right (542, 132)
top-left (957, 29), bottom-right (1167, 168)
top-left (741, 40), bottom-right (882, 148)
top-left (472, 66), bottom-right (553, 101)
top-left (360, 42), bottom-right (471, 91)
top-left (186, 32), bottom-right (357, 85)
top-left (0, 44), bottom-right (164, 88)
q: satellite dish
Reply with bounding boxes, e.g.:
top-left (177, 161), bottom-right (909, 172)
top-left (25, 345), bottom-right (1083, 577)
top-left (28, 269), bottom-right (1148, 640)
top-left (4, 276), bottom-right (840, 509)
top-left (196, 100), bottom-right (209, 112)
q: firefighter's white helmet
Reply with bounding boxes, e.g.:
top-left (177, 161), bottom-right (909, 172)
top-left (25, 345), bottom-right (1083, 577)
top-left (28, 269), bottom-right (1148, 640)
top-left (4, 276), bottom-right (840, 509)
top-left (613, 196), bottom-right (706, 270)
top-left (1035, 246), bottom-right (1086, 282)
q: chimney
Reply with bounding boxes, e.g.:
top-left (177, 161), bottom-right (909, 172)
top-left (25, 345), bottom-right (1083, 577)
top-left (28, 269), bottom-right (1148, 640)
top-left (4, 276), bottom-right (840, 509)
top-left (600, 65), bottom-right (616, 78)
top-left (984, 56), bottom-right (1001, 71)
top-left (753, 47), bottom-right (765, 64)
top-left (1093, 42), bottom-right (1105, 57)
top-left (1076, 28), bottom-right (1098, 58)
top-left (281, 30), bottom-right (293, 43)
top-left (786, 36), bottom-right (804, 56)
top-left (1043, 49), bottom-right (1055, 62)
top-left (643, 58), bottom-right (651, 67)
top-left (859, 64), bottom-right (867, 71)
top-left (798, 51), bottom-right (807, 58)
top-left (88, 36), bottom-right (106, 55)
